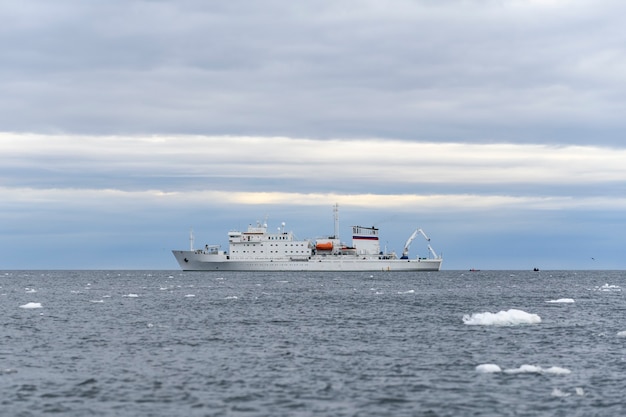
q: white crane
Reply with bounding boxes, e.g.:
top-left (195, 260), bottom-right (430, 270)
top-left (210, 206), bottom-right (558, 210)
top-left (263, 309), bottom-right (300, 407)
top-left (402, 228), bottom-right (435, 259)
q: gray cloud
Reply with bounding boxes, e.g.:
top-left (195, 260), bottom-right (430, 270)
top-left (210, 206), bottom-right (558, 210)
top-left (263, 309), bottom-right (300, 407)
top-left (2, 0), bottom-right (626, 143)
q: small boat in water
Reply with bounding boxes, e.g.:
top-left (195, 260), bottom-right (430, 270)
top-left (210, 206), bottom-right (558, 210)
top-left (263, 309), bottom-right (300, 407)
top-left (172, 204), bottom-right (443, 272)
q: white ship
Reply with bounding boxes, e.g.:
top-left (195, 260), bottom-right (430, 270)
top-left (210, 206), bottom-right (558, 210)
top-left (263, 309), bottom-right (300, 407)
top-left (172, 205), bottom-right (442, 271)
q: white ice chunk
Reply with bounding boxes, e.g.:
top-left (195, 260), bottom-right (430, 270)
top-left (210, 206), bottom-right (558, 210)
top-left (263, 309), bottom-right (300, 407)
top-left (20, 302), bottom-right (42, 309)
top-left (551, 388), bottom-right (570, 397)
top-left (476, 364), bottom-right (502, 373)
top-left (463, 309), bottom-right (541, 326)
top-left (504, 364), bottom-right (571, 375)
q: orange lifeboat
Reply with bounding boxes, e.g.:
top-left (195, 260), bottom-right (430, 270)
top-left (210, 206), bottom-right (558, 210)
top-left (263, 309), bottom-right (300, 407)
top-left (316, 242), bottom-right (333, 251)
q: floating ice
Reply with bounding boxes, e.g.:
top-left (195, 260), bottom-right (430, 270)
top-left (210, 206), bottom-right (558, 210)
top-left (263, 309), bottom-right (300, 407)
top-left (20, 302), bottom-right (42, 309)
top-left (476, 364), bottom-right (502, 373)
top-left (479, 363), bottom-right (572, 376)
top-left (594, 283), bottom-right (621, 292)
top-left (546, 298), bottom-right (575, 303)
top-left (504, 364), bottom-right (571, 375)
top-left (504, 364), bottom-right (542, 374)
top-left (551, 388), bottom-right (570, 397)
top-left (463, 309), bottom-right (541, 326)
top-left (552, 387), bottom-right (584, 397)
top-left (543, 366), bottom-right (572, 375)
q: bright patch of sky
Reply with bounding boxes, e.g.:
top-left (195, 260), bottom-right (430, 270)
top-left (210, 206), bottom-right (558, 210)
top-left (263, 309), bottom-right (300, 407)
top-left (1, 0), bottom-right (625, 269)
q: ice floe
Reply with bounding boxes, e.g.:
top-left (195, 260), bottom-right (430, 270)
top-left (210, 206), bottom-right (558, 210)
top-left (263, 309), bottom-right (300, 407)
top-left (505, 365), bottom-right (571, 375)
top-left (546, 298), bottom-right (575, 303)
top-left (551, 387), bottom-right (585, 397)
top-left (476, 363), bottom-right (571, 375)
top-left (475, 364), bottom-right (502, 373)
top-left (594, 283), bottom-right (621, 292)
top-left (463, 309), bottom-right (541, 326)
top-left (20, 302), bottom-right (42, 309)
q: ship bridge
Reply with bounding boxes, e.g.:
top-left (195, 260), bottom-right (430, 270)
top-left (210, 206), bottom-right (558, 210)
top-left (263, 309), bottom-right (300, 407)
top-left (352, 226), bottom-right (380, 255)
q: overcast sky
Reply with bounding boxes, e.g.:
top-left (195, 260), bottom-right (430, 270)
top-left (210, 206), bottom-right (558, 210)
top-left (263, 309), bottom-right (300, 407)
top-left (2, 0), bottom-right (625, 270)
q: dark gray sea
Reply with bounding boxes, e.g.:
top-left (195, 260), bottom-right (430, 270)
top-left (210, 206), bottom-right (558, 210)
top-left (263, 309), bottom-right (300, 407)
top-left (2, 270), bottom-right (625, 416)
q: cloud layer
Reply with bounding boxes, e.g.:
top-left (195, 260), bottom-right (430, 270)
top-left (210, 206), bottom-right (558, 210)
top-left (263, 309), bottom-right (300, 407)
top-left (2, 1), bottom-right (626, 143)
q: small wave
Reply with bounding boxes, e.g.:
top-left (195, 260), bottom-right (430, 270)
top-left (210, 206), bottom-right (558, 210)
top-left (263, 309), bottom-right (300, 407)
top-left (185, 294), bottom-right (195, 298)
top-left (225, 296), bottom-right (238, 300)
top-left (546, 298), bottom-right (575, 303)
top-left (398, 290), bottom-right (415, 294)
top-left (123, 294), bottom-right (139, 298)
top-left (463, 309), bottom-right (541, 326)
top-left (89, 300), bottom-right (104, 303)
top-left (25, 288), bottom-right (37, 293)
top-left (20, 302), bottom-right (42, 309)
top-left (617, 331), bottom-right (626, 337)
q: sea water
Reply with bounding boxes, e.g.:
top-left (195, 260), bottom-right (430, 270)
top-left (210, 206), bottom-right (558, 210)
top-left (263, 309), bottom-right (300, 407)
top-left (1, 270), bottom-right (625, 416)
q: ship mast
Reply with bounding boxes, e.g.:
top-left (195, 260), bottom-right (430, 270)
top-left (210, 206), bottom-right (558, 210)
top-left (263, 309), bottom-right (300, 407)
top-left (189, 228), bottom-right (194, 251)
top-left (333, 203), bottom-right (339, 240)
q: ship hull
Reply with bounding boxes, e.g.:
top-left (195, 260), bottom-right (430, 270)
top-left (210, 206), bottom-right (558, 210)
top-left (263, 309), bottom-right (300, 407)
top-left (172, 250), bottom-right (442, 272)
